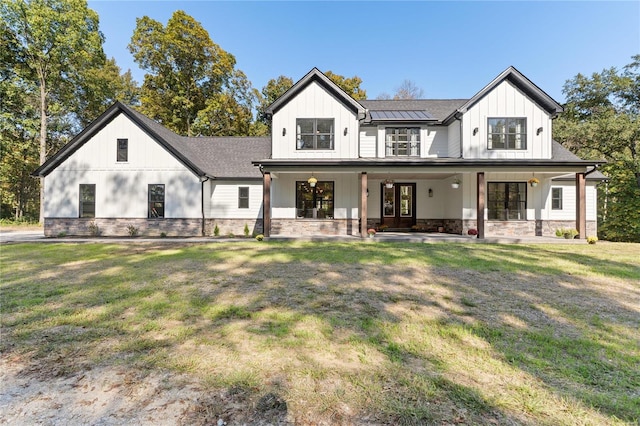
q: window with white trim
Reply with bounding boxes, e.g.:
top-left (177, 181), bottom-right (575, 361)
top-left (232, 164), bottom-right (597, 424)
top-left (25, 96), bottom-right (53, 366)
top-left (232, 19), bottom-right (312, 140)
top-left (552, 187), bottom-right (563, 210)
top-left (117, 138), bottom-right (128, 162)
top-left (385, 128), bottom-right (420, 156)
top-left (148, 184), bottom-right (165, 218)
top-left (79, 184), bottom-right (95, 218)
top-left (238, 187), bottom-right (249, 209)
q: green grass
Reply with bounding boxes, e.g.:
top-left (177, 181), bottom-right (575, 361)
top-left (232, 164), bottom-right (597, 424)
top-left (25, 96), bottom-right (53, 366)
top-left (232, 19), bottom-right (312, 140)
top-left (1, 241), bottom-right (639, 425)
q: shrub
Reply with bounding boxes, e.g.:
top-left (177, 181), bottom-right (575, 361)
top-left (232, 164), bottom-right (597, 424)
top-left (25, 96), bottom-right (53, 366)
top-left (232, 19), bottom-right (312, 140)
top-left (587, 236), bottom-right (598, 244)
top-left (228, 232), bottom-right (235, 238)
top-left (213, 224), bottom-right (220, 236)
top-left (244, 223), bottom-right (250, 237)
top-left (255, 234), bottom-right (264, 241)
top-left (126, 224), bottom-right (139, 237)
top-left (88, 221), bottom-right (100, 236)
top-left (160, 232), bottom-right (167, 238)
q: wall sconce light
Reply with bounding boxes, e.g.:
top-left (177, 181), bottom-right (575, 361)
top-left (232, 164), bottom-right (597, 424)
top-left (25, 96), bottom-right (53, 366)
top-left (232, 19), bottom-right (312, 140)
top-left (537, 127), bottom-right (543, 135)
top-left (344, 127), bottom-right (348, 136)
top-left (366, 189), bottom-right (369, 197)
top-left (307, 175), bottom-right (317, 187)
top-left (428, 188), bottom-right (433, 197)
top-left (473, 127), bottom-right (479, 136)
top-left (282, 128), bottom-right (286, 136)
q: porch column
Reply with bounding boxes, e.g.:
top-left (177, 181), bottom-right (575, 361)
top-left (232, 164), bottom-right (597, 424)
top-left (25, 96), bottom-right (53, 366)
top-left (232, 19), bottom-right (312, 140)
top-left (477, 172), bottom-right (485, 239)
top-left (576, 172), bottom-right (586, 239)
top-left (360, 172), bottom-right (368, 238)
top-left (263, 172), bottom-right (271, 237)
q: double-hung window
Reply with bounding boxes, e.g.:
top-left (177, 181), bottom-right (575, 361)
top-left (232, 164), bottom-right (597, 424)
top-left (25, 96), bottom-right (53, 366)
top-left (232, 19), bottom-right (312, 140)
top-left (238, 187), bottom-right (249, 209)
top-left (148, 184), bottom-right (165, 218)
top-left (488, 118), bottom-right (526, 150)
top-left (487, 182), bottom-right (527, 220)
top-left (552, 188), bottom-right (563, 210)
top-left (117, 138), bottom-right (128, 162)
top-left (79, 184), bottom-right (95, 218)
top-left (296, 119), bottom-right (334, 150)
top-left (385, 128), bottom-right (420, 156)
top-left (296, 181), bottom-right (334, 219)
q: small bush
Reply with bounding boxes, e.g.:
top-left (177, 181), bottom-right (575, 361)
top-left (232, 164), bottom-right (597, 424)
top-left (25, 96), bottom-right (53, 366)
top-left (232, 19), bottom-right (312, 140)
top-left (228, 232), bottom-right (235, 238)
top-left (56, 231), bottom-right (67, 238)
top-left (88, 221), bottom-right (100, 236)
top-left (255, 234), bottom-right (264, 241)
top-left (243, 223), bottom-right (250, 237)
top-left (213, 224), bottom-right (220, 236)
top-left (160, 232), bottom-right (167, 238)
top-left (587, 236), bottom-right (598, 244)
top-left (126, 224), bottom-right (139, 237)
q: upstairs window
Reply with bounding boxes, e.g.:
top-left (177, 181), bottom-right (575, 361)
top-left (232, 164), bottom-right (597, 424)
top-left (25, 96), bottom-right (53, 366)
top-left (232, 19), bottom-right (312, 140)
top-left (487, 182), bottom-right (527, 220)
top-left (238, 187), bottom-right (249, 209)
top-left (386, 128), bottom-right (420, 156)
top-left (488, 118), bottom-right (526, 150)
top-left (79, 184), bottom-right (95, 218)
top-left (296, 119), bottom-right (334, 150)
top-left (296, 181), bottom-right (334, 219)
top-left (117, 138), bottom-right (128, 162)
top-left (148, 184), bottom-right (165, 218)
top-left (552, 187), bottom-right (563, 210)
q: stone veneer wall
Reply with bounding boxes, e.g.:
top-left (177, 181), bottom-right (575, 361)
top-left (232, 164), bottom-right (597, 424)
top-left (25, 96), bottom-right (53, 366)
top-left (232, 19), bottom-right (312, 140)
top-left (44, 218), bottom-right (203, 237)
top-left (204, 219), bottom-right (263, 237)
top-left (271, 219), bottom-right (359, 236)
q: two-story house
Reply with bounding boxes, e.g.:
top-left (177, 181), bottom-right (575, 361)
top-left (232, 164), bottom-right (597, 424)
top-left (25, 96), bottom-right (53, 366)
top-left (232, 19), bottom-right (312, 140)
top-left (34, 66), bottom-right (604, 238)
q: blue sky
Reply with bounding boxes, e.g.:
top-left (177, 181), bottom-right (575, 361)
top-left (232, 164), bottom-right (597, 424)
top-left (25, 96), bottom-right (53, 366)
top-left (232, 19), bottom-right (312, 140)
top-left (88, 1), bottom-right (639, 103)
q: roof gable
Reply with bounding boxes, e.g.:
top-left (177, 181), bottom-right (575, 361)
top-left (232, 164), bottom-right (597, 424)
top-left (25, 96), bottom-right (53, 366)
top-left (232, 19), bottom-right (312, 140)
top-left (265, 68), bottom-right (365, 116)
top-left (443, 66), bottom-right (563, 124)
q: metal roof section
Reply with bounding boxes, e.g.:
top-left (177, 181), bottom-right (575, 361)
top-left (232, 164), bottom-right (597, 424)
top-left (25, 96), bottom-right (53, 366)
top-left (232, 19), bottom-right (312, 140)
top-left (265, 67), bottom-right (365, 116)
top-left (369, 110), bottom-right (435, 121)
top-left (360, 99), bottom-right (468, 123)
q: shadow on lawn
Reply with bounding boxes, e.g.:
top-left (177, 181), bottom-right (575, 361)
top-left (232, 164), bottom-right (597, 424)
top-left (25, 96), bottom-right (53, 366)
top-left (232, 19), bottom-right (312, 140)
top-left (1, 242), bottom-right (639, 424)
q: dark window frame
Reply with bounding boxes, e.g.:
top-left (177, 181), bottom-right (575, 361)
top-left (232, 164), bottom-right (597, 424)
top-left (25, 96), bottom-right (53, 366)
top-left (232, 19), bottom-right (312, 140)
top-left (238, 186), bottom-right (249, 209)
top-left (487, 182), bottom-right (527, 221)
top-left (148, 184), bottom-right (165, 218)
top-left (385, 127), bottom-right (421, 157)
top-left (295, 181), bottom-right (334, 219)
top-left (79, 184), bottom-right (96, 218)
top-left (487, 118), bottom-right (527, 150)
top-left (296, 118), bottom-right (335, 150)
top-left (551, 187), bottom-right (563, 210)
top-left (117, 138), bottom-right (128, 162)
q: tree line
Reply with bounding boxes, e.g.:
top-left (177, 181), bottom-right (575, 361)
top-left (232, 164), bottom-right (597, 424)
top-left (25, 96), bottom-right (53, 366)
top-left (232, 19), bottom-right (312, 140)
top-left (1, 1), bottom-right (638, 241)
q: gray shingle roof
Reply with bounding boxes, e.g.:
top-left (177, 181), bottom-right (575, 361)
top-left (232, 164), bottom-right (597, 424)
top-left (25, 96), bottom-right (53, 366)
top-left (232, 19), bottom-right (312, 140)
top-left (360, 99), bottom-right (468, 122)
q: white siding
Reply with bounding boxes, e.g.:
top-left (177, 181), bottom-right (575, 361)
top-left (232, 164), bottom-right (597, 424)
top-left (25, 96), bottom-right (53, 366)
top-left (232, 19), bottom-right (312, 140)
top-left (462, 80), bottom-right (553, 159)
top-left (447, 120), bottom-right (461, 158)
top-left (424, 126), bottom-right (448, 158)
top-left (208, 181), bottom-right (263, 219)
top-left (547, 182), bottom-right (597, 221)
top-left (359, 126), bottom-right (377, 158)
top-left (44, 113), bottom-right (201, 218)
top-left (271, 82), bottom-right (359, 159)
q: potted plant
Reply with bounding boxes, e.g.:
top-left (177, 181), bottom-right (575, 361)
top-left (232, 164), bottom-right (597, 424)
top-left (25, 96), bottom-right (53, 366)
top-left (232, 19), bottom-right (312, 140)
top-left (367, 228), bottom-right (376, 238)
top-left (467, 228), bottom-right (478, 236)
top-left (451, 178), bottom-right (461, 189)
top-left (528, 177), bottom-right (540, 187)
top-left (378, 224), bottom-right (389, 232)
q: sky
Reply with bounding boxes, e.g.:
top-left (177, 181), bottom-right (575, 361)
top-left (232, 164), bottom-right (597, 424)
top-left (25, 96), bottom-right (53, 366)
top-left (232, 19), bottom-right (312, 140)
top-left (87, 1), bottom-right (640, 103)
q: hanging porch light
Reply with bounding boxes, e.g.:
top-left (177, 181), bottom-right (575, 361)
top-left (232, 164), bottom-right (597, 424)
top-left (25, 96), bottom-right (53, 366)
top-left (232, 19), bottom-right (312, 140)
top-left (384, 179), bottom-right (394, 189)
top-left (307, 175), bottom-right (318, 188)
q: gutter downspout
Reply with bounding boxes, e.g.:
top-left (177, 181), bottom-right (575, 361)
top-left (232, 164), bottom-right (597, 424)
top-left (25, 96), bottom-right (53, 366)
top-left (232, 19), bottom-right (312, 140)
top-left (200, 176), bottom-right (210, 236)
top-left (454, 112), bottom-right (463, 159)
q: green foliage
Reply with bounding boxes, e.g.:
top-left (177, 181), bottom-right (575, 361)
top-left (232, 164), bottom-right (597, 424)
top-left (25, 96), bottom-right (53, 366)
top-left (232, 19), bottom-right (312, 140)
top-left (255, 234), bottom-right (264, 241)
top-left (243, 223), bottom-right (250, 237)
top-left (255, 75), bottom-right (294, 130)
top-left (554, 55), bottom-right (640, 242)
top-left (324, 71), bottom-right (367, 100)
top-left (126, 224), bottom-right (139, 237)
top-left (129, 10), bottom-right (255, 137)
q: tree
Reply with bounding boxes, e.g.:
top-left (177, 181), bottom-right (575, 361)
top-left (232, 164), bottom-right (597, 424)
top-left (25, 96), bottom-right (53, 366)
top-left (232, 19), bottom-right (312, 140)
top-left (256, 75), bottom-right (294, 130)
top-left (325, 71), bottom-right (367, 100)
top-left (554, 56), bottom-right (640, 242)
top-left (2, 0), bottom-right (107, 222)
top-left (129, 10), bottom-right (254, 137)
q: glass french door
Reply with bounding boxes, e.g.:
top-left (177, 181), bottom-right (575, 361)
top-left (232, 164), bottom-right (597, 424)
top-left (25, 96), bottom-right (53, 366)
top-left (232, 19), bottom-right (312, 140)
top-left (381, 183), bottom-right (416, 229)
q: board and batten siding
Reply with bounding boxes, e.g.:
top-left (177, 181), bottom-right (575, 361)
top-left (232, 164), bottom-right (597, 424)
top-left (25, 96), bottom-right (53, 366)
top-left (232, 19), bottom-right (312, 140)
top-left (271, 81), bottom-right (359, 159)
top-left (359, 126), bottom-right (377, 158)
top-left (447, 121), bottom-right (461, 158)
top-left (44, 113), bottom-right (201, 218)
top-left (208, 181), bottom-right (263, 219)
top-left (463, 80), bottom-right (553, 160)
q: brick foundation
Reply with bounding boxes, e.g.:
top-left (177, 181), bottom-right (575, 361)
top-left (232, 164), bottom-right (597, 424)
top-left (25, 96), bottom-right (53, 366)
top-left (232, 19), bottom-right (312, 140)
top-left (204, 219), bottom-right (263, 237)
top-left (271, 219), bottom-right (359, 236)
top-left (44, 218), bottom-right (203, 237)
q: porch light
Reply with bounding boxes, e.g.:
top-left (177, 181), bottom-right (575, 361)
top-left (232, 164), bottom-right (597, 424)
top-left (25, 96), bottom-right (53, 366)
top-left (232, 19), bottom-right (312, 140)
top-left (537, 127), bottom-right (543, 135)
top-left (307, 175), bottom-right (317, 187)
top-left (384, 179), bottom-right (394, 189)
top-left (473, 127), bottom-right (479, 136)
top-left (282, 128), bottom-right (286, 136)
top-left (428, 188), bottom-right (433, 197)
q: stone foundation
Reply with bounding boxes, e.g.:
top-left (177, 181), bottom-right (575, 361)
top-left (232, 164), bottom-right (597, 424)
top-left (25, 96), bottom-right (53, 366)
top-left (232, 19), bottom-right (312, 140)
top-left (204, 219), bottom-right (263, 237)
top-left (271, 219), bottom-right (359, 236)
top-left (44, 218), bottom-right (203, 237)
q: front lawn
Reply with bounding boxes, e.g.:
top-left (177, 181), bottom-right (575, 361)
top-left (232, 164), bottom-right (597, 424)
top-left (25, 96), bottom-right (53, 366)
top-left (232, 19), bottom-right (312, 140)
top-left (1, 242), bottom-right (638, 425)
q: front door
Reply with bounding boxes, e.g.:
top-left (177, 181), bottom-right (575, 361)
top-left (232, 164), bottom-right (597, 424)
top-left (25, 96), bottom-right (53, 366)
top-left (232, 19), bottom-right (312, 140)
top-left (381, 183), bottom-right (416, 229)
